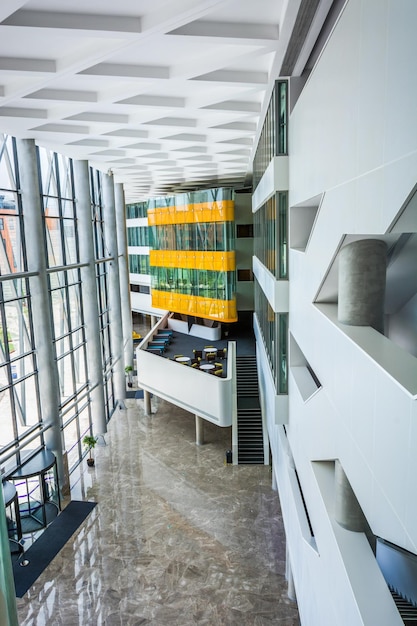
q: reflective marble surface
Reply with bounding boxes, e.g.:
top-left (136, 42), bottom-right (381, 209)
top-left (17, 395), bottom-right (300, 625)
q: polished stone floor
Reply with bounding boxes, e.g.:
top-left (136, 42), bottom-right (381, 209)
top-left (16, 396), bottom-right (300, 625)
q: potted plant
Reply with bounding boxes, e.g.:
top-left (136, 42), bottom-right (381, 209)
top-left (83, 435), bottom-right (97, 467)
top-left (125, 365), bottom-right (133, 388)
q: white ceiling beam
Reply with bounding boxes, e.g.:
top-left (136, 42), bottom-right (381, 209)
top-left (117, 94), bottom-right (185, 108)
top-left (79, 63), bottom-right (169, 79)
top-left (0, 57), bottom-right (56, 73)
top-left (168, 20), bottom-right (278, 43)
top-left (191, 69), bottom-right (268, 85)
top-left (2, 10), bottom-right (141, 35)
top-left (0, 0), bottom-right (26, 23)
top-left (23, 88), bottom-right (97, 102)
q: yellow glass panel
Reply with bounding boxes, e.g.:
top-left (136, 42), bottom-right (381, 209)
top-left (151, 289), bottom-right (237, 323)
top-left (150, 250), bottom-right (235, 272)
top-left (148, 200), bottom-right (234, 226)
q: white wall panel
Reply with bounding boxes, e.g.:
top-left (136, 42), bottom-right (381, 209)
top-left (268, 0), bottom-right (417, 622)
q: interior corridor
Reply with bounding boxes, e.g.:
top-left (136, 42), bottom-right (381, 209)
top-left (16, 395), bottom-right (300, 625)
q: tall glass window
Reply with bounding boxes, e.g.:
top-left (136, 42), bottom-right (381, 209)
top-left (0, 137), bottom-right (121, 478)
top-left (0, 136), bottom-right (43, 471)
top-left (254, 192), bottom-right (288, 279)
top-left (38, 148), bottom-right (91, 473)
top-left (253, 80), bottom-right (288, 190)
top-left (254, 278), bottom-right (288, 394)
top-left (90, 169), bottom-right (114, 421)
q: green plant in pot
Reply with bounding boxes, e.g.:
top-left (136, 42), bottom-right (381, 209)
top-left (82, 435), bottom-right (97, 467)
top-left (125, 365), bottom-right (133, 388)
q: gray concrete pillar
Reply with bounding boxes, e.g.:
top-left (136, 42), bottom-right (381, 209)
top-left (151, 315), bottom-right (158, 328)
top-left (195, 415), bottom-right (204, 445)
top-left (114, 182), bottom-right (133, 370)
top-left (144, 390), bottom-right (152, 415)
top-left (73, 160), bottom-right (107, 436)
top-left (102, 173), bottom-right (126, 406)
top-left (334, 460), bottom-right (367, 532)
top-left (338, 239), bottom-right (387, 333)
top-left (16, 138), bottom-right (64, 485)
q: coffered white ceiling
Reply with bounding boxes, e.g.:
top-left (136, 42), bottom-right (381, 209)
top-left (0, 0), bottom-right (331, 202)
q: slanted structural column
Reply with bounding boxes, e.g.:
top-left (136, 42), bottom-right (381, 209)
top-left (16, 138), bottom-right (64, 484)
top-left (73, 160), bottom-right (107, 436)
top-left (338, 239), bottom-right (387, 333)
top-left (102, 173), bottom-right (126, 406)
top-left (114, 182), bottom-right (133, 371)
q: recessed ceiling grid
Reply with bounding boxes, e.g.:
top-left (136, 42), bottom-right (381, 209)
top-left (0, 0), bottom-right (327, 200)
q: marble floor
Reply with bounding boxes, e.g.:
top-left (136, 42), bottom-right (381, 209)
top-left (16, 395), bottom-right (300, 625)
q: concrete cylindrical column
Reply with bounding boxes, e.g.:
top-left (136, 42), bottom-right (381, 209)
top-left (16, 138), bottom-right (64, 485)
top-left (73, 160), bottom-right (107, 436)
top-left (102, 173), bottom-right (126, 405)
top-left (150, 315), bottom-right (158, 328)
top-left (334, 460), bottom-right (367, 532)
top-left (114, 182), bottom-right (133, 370)
top-left (143, 390), bottom-right (152, 416)
top-left (195, 415), bottom-right (204, 446)
top-left (338, 239), bottom-right (387, 333)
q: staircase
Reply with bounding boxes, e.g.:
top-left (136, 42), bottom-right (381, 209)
top-left (390, 588), bottom-right (417, 624)
top-left (236, 355), bottom-right (264, 464)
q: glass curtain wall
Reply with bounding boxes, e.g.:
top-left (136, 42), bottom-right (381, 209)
top-left (0, 135), bottom-right (43, 471)
top-left (254, 278), bottom-right (288, 393)
top-left (254, 192), bottom-right (288, 279)
top-left (37, 147), bottom-right (92, 473)
top-left (147, 187), bottom-right (237, 322)
top-left (127, 226), bottom-right (149, 247)
top-left (0, 136), bottom-right (118, 477)
top-left (128, 255), bottom-right (150, 275)
top-left (126, 201), bottom-right (149, 219)
top-left (149, 222), bottom-right (234, 252)
top-left (90, 169), bottom-right (115, 421)
top-left (253, 80), bottom-right (287, 190)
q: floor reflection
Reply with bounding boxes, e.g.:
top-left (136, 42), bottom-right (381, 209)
top-left (17, 393), bottom-right (299, 625)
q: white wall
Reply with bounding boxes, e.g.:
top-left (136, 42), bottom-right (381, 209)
top-left (136, 336), bottom-right (235, 427)
top-left (256, 0), bottom-right (417, 624)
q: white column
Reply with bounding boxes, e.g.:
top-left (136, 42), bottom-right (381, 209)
top-left (195, 415), bottom-right (204, 445)
top-left (144, 390), bottom-right (152, 415)
top-left (102, 173), bottom-right (126, 406)
top-left (115, 182), bottom-right (133, 370)
top-left (16, 138), bottom-right (64, 484)
top-left (73, 160), bottom-right (107, 436)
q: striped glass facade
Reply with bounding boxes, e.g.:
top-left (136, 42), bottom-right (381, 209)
top-left (147, 188), bottom-right (237, 322)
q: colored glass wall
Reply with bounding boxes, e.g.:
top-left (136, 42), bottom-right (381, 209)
top-left (148, 188), bottom-right (237, 322)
